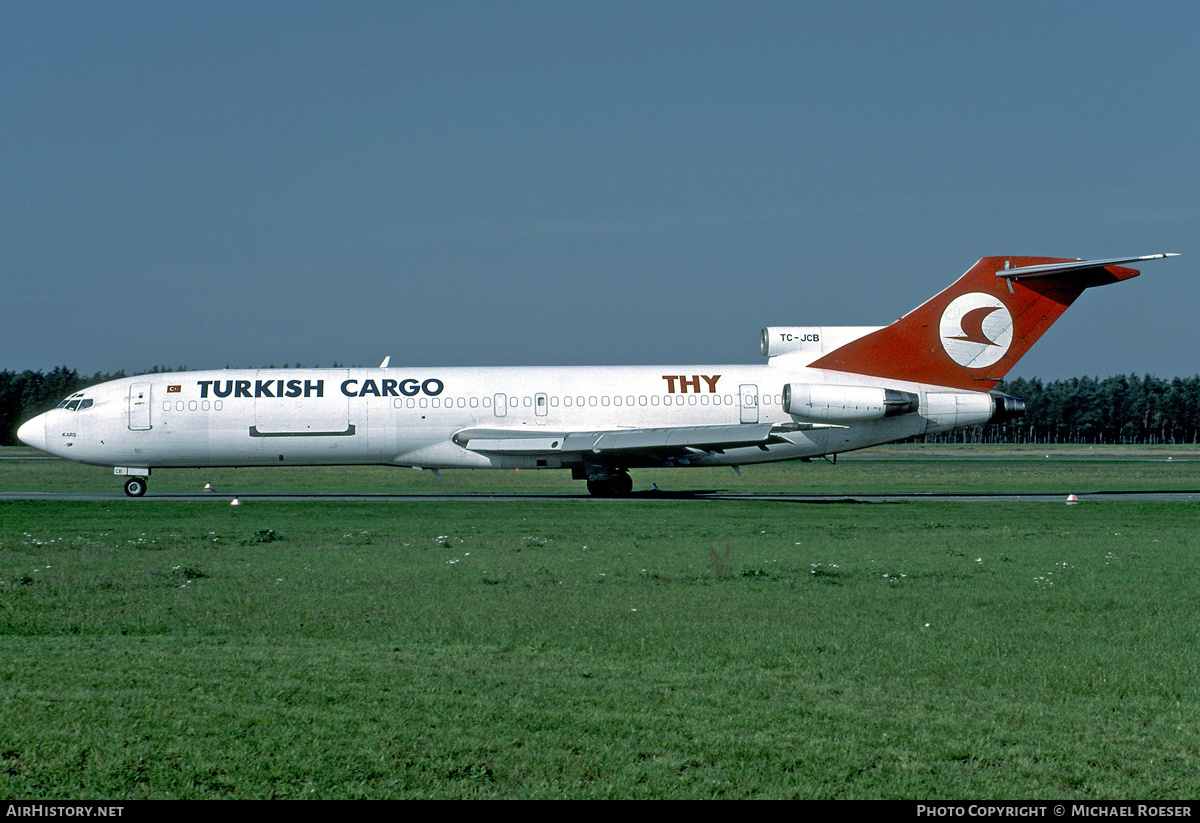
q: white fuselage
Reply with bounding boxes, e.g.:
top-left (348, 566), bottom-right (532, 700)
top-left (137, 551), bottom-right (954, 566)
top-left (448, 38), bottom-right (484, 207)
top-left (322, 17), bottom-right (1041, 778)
top-left (18, 363), bottom-right (993, 473)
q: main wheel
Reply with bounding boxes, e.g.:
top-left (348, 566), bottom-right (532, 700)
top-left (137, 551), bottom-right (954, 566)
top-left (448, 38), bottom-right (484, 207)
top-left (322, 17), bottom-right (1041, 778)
top-left (609, 471), bottom-right (633, 496)
top-left (586, 472), bottom-right (633, 497)
top-left (586, 478), bottom-right (610, 497)
top-left (124, 476), bottom-right (147, 497)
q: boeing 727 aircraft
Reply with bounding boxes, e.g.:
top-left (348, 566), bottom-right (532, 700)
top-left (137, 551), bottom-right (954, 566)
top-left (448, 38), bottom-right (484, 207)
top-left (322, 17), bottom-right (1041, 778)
top-left (17, 253), bottom-right (1177, 496)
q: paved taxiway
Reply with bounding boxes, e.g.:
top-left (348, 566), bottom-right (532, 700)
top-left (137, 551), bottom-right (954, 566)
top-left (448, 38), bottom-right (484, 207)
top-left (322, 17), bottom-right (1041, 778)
top-left (1, 491), bottom-right (1197, 503)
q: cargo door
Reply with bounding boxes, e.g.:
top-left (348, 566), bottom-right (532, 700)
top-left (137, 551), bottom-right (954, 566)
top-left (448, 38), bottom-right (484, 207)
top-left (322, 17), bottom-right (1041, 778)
top-left (252, 370), bottom-right (351, 436)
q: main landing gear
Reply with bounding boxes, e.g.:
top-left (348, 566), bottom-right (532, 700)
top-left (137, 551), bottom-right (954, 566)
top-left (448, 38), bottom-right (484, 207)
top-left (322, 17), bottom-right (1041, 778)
top-left (585, 469), bottom-right (633, 497)
top-left (124, 476), bottom-right (148, 497)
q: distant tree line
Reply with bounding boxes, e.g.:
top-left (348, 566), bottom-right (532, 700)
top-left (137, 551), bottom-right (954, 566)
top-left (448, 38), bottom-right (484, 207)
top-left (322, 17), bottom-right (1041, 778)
top-left (3, 367), bottom-right (1199, 447)
top-left (931, 375), bottom-right (1200, 445)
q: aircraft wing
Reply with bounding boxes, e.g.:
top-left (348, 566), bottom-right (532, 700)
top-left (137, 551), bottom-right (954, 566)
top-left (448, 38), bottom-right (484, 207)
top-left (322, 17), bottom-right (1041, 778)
top-left (453, 423), bottom-right (777, 460)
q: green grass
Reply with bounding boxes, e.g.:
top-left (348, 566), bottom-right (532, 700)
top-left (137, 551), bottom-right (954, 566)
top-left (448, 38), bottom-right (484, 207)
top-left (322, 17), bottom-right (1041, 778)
top-left (4, 443), bottom-right (1200, 496)
top-left (1, 486), bottom-right (1199, 797)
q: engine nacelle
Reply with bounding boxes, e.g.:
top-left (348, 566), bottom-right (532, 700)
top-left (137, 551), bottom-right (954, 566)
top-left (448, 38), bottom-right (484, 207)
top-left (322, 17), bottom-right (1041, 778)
top-left (783, 383), bottom-right (919, 423)
top-left (922, 391), bottom-right (996, 431)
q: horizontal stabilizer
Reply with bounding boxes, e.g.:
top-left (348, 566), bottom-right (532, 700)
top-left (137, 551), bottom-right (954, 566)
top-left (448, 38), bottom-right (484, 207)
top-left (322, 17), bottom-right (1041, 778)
top-left (998, 253), bottom-right (1178, 280)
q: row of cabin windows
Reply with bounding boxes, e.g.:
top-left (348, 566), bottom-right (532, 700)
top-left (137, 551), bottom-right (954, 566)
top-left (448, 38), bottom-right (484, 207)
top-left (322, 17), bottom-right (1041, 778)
top-left (159, 394), bottom-right (782, 414)
top-left (164, 400), bottom-right (224, 411)
top-left (392, 393), bottom-right (775, 410)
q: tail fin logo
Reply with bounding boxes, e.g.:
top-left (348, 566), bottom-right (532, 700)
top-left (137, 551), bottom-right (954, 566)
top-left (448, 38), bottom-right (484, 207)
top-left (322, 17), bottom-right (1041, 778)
top-left (939, 293), bottom-right (1013, 369)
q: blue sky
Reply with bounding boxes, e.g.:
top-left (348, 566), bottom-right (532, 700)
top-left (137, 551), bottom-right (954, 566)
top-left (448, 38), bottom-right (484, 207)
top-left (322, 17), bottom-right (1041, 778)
top-left (2, 1), bottom-right (1195, 380)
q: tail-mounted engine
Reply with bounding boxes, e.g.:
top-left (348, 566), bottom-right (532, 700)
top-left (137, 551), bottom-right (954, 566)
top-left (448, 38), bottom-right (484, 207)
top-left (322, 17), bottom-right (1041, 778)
top-left (783, 383), bottom-right (919, 423)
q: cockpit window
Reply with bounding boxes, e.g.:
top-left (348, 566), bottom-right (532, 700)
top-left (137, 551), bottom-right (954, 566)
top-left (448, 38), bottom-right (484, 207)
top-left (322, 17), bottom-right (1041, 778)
top-left (56, 393), bottom-right (91, 411)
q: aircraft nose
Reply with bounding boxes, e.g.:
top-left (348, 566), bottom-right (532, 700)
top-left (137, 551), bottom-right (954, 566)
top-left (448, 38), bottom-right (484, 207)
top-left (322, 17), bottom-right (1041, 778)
top-left (17, 414), bottom-right (47, 451)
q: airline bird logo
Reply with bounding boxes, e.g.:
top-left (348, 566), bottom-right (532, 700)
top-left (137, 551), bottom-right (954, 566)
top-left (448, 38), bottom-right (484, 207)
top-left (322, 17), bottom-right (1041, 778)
top-left (939, 293), bottom-right (1013, 369)
top-left (947, 306), bottom-right (1004, 346)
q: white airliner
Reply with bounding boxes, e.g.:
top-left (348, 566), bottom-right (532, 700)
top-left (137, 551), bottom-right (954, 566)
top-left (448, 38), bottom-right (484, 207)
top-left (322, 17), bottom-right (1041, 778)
top-left (18, 253), bottom-right (1177, 497)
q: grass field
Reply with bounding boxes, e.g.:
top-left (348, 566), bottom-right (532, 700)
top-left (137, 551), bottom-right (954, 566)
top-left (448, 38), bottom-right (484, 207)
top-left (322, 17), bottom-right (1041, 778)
top-left (1, 447), bottom-right (1198, 798)
top-left (4, 442), bottom-right (1200, 496)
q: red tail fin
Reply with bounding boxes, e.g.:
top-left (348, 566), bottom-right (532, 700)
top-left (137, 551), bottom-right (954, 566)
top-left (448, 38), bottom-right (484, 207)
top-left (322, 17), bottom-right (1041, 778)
top-left (808, 255), bottom-right (1169, 391)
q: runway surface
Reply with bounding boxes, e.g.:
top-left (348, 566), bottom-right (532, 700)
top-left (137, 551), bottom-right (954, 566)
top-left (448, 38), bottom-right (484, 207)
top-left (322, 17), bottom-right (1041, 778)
top-left (1, 490), bottom-right (1197, 503)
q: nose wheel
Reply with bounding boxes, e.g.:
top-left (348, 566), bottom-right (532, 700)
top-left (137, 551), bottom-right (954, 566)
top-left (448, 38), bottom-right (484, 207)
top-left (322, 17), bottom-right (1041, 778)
top-left (124, 477), bottom-right (148, 497)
